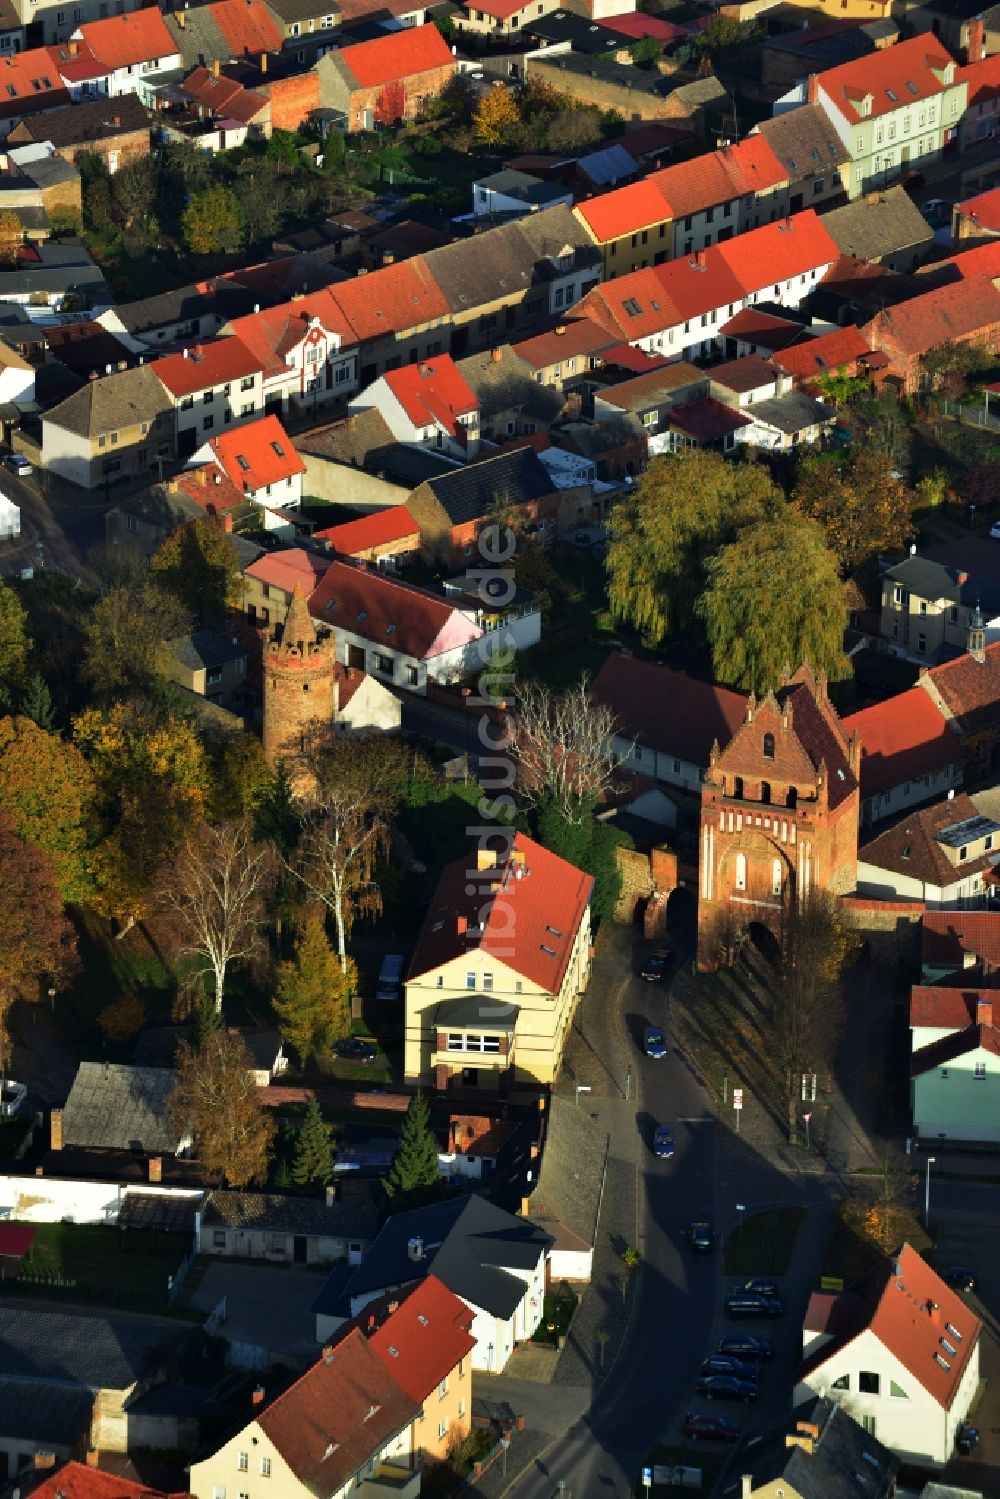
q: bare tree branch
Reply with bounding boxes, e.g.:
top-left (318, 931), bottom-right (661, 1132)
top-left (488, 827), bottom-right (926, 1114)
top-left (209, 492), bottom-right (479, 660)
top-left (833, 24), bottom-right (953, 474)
top-left (514, 675), bottom-right (622, 823)
top-left (288, 798), bottom-right (389, 972)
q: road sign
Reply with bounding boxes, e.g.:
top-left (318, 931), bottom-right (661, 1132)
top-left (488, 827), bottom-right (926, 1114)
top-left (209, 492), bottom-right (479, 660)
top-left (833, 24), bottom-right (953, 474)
top-left (642, 1466), bottom-right (653, 1490)
top-left (732, 1088), bottom-right (744, 1110)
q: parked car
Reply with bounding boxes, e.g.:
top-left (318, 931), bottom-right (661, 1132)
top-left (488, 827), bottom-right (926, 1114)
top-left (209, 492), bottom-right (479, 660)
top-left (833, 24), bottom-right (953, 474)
top-left (690, 1220), bottom-right (715, 1252)
top-left (942, 1265), bottom-right (977, 1292)
top-left (643, 1024), bottom-right (667, 1059)
top-left (725, 1292), bottom-right (784, 1318)
top-left (989, 520), bottom-right (1000, 540)
top-left (653, 1125), bottom-right (675, 1159)
top-left (5, 454), bottom-right (30, 476)
top-left (734, 1277), bottom-right (779, 1299)
top-left (718, 1334), bottom-right (774, 1362)
top-left (335, 1036), bottom-right (377, 1062)
top-left (700, 1355), bottom-right (759, 1380)
top-left (695, 1374), bottom-right (758, 1403)
top-left (641, 948), bottom-right (674, 982)
top-left (682, 1413), bottom-right (742, 1443)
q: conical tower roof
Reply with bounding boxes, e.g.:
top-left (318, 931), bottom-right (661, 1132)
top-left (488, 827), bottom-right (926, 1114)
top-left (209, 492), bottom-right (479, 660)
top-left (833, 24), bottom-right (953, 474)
top-left (280, 583), bottom-right (316, 652)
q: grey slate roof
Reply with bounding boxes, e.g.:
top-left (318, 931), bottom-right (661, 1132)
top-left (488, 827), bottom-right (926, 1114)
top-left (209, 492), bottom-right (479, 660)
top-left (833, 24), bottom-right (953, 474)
top-left (718, 1396), bottom-right (899, 1499)
top-left (113, 279), bottom-right (254, 337)
top-left (202, 1189), bottom-right (379, 1240)
top-left (754, 102), bottom-right (849, 176)
top-left (11, 93), bottom-right (151, 147)
top-left (477, 169), bottom-right (564, 207)
top-left (45, 364), bottom-right (173, 441)
top-left (522, 1094), bottom-right (607, 1250)
top-left (433, 995), bottom-right (519, 1030)
top-left (749, 390), bottom-right (835, 435)
top-left (421, 446), bottom-right (555, 525)
top-left (61, 1061), bottom-right (180, 1153)
top-left (0, 1306), bottom-right (174, 1390)
top-left (885, 556), bottom-right (1000, 617)
top-left (0, 1377), bottom-right (93, 1444)
top-left (577, 142), bottom-right (638, 186)
top-left (821, 186), bottom-right (934, 265)
top-left (339, 1194), bottom-right (553, 1318)
top-left (457, 345), bottom-right (562, 424)
top-left (168, 628), bottom-right (247, 674)
top-left (164, 9), bottom-right (231, 69)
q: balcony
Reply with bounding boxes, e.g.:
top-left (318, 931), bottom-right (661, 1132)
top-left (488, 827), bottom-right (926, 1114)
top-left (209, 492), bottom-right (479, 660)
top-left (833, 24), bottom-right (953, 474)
top-left (361, 1463), bottom-right (420, 1497)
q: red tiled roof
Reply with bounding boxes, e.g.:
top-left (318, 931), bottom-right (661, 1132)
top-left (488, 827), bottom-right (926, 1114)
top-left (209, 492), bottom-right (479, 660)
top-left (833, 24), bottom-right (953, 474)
top-left (329, 256), bottom-right (449, 342)
top-left (363, 1276), bottom-right (476, 1402)
top-left (570, 268), bottom-right (678, 341)
top-left (0, 47), bottom-right (70, 115)
top-left (843, 686), bottom-right (959, 797)
top-left (773, 324), bottom-right (872, 381)
top-left (956, 51), bottom-right (1000, 111)
top-left (383, 355), bottom-right (477, 437)
top-left (956, 185), bottom-right (1000, 233)
top-left (176, 462), bottom-right (246, 516)
top-left (718, 307), bottom-right (805, 350)
top-left (76, 9), bottom-right (178, 68)
top-left (715, 209), bottom-right (838, 294)
top-left (804, 1289), bottom-right (864, 1338)
top-left (464, 0), bottom-right (525, 19)
top-left (600, 341), bottom-right (672, 373)
top-left (316, 505), bottom-right (420, 555)
top-left (182, 65), bottom-right (268, 122)
top-left (815, 33), bottom-right (958, 126)
top-left (668, 397), bottom-right (751, 442)
top-left (333, 662), bottom-right (368, 709)
top-left (601, 13), bottom-right (688, 42)
top-left (208, 414), bottom-right (304, 494)
top-left (590, 652), bottom-right (747, 768)
top-left (153, 336), bottom-right (261, 398)
top-left (410, 831), bottom-right (593, 991)
top-left (859, 790), bottom-right (993, 889)
top-left (911, 1021), bottom-right (1000, 1075)
top-left (655, 250), bottom-right (746, 322)
top-left (922, 909), bottom-right (1000, 973)
top-left (256, 1329), bottom-right (420, 1495)
top-left (27, 1465), bottom-right (181, 1499)
top-left (575, 175), bottom-right (672, 243)
top-left (941, 239), bottom-right (1000, 280)
top-left (338, 23), bottom-right (452, 89)
top-left (910, 985), bottom-right (985, 1031)
top-left (802, 1243), bottom-right (980, 1411)
top-left (209, 0), bottom-right (283, 56)
top-left (717, 666), bottom-right (857, 811)
top-left (862, 274), bottom-right (1000, 360)
top-left (513, 318), bottom-right (614, 369)
top-left (226, 293), bottom-right (353, 379)
top-left (923, 637), bottom-right (1000, 733)
top-left (245, 546), bottom-right (328, 595)
top-left (309, 559), bottom-right (481, 660)
top-left (708, 354), bottom-right (777, 393)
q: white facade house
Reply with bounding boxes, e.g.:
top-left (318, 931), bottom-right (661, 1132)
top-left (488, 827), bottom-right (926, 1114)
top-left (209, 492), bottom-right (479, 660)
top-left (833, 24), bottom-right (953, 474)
top-left (0, 494), bottom-right (20, 540)
top-left (910, 990), bottom-right (1000, 1144)
top-left (190, 414), bottom-right (305, 513)
top-left (58, 17), bottom-right (182, 101)
top-left (857, 795), bottom-right (1000, 911)
top-left (0, 343), bottom-right (34, 407)
top-left (152, 338), bottom-right (264, 451)
top-left (796, 1245), bottom-right (981, 1468)
top-left (349, 357), bottom-right (479, 462)
top-left (225, 307), bottom-right (359, 414)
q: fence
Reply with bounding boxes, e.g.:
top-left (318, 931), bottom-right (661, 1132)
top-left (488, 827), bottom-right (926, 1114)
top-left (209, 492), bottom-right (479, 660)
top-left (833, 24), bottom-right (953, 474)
top-left (942, 399), bottom-right (1000, 433)
top-left (168, 1245), bottom-right (197, 1305)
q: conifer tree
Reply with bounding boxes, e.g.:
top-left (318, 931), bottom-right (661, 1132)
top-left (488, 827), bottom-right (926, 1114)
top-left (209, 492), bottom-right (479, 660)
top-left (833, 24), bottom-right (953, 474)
top-left (21, 673), bottom-right (54, 730)
top-left (292, 1097), bottom-right (334, 1187)
top-left (383, 1092), bottom-right (442, 1210)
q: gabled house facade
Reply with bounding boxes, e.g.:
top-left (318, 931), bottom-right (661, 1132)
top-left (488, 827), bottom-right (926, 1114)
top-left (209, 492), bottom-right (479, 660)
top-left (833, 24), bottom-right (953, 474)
top-left (404, 832), bottom-right (593, 1088)
top-left (42, 363), bottom-right (174, 489)
top-left (317, 23), bottom-right (454, 132)
top-left (796, 1243), bottom-right (981, 1467)
top-left (224, 299), bottom-right (359, 413)
top-left (843, 685), bottom-right (963, 826)
top-left (349, 355), bottom-right (480, 461)
top-left (191, 413), bottom-right (305, 512)
top-left (910, 988), bottom-right (1000, 1143)
top-left (56, 11), bottom-right (182, 99)
top-left (856, 789), bottom-right (1000, 909)
top-left (152, 336), bottom-right (264, 452)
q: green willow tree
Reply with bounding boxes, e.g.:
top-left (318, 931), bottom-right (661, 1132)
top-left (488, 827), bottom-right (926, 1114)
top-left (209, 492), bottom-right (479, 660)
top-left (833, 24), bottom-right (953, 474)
top-left (606, 449), bottom-right (783, 644)
top-left (697, 514), bottom-right (849, 696)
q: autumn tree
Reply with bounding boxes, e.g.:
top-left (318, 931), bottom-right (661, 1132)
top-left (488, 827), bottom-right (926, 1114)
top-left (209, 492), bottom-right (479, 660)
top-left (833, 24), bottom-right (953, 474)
top-left (0, 716), bottom-right (96, 901)
top-left (274, 910), bottom-right (353, 1061)
top-left (0, 579), bottom-right (30, 705)
top-left (159, 818), bottom-right (276, 1013)
top-left (383, 1092), bottom-right (442, 1210)
top-left (770, 891), bottom-right (855, 1144)
top-left (292, 1097), bottom-right (334, 1187)
top-left (607, 449), bottom-right (783, 644)
top-left (861, 1151), bottom-right (916, 1255)
top-left (151, 517), bottom-right (242, 629)
top-left (170, 1030), bottom-right (275, 1186)
top-left (472, 85), bottom-right (521, 148)
top-left (182, 184), bottom-right (243, 256)
top-left (794, 450), bottom-right (914, 573)
top-left (514, 676), bottom-right (620, 826)
top-left (375, 78), bottom-right (406, 125)
top-left (697, 513), bottom-right (849, 696)
top-left (0, 810), bottom-right (77, 1070)
top-left (0, 209), bottom-right (22, 266)
top-left (82, 583), bottom-right (190, 701)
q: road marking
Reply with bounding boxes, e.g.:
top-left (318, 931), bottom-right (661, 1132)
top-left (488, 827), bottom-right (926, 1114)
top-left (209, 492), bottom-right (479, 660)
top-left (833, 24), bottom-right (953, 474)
top-left (678, 1117), bottom-right (715, 1123)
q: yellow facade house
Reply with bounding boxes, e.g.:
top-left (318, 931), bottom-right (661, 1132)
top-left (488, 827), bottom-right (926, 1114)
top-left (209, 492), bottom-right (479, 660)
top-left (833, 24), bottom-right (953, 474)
top-left (404, 832), bottom-right (594, 1090)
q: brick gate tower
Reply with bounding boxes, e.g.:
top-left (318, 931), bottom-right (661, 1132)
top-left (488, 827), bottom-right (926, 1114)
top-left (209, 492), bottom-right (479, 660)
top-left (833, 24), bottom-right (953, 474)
top-left (262, 584), bottom-right (336, 792)
top-left (696, 665), bottom-right (861, 970)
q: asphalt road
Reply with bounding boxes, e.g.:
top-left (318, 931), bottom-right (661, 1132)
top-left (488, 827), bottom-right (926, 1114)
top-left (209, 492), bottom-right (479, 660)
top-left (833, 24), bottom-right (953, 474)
top-left (0, 464), bottom-right (99, 584)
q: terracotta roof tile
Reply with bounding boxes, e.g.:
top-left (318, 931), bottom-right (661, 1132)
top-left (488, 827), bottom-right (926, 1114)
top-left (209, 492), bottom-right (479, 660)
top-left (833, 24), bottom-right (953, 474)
top-left (309, 559), bottom-right (482, 660)
top-left (591, 652), bottom-right (746, 767)
top-left (209, 0), bottom-right (283, 55)
top-left (256, 1329), bottom-right (419, 1495)
top-left (360, 1276), bottom-right (476, 1402)
top-left (176, 462), bottom-right (246, 516)
top-left (226, 293), bottom-right (352, 378)
top-left (382, 355), bottom-right (477, 437)
top-left (75, 9), bottom-right (178, 68)
top-left (957, 185), bottom-right (1000, 233)
top-left (707, 354), bottom-right (777, 393)
top-left (862, 274), bottom-right (1000, 360)
top-left (922, 638), bottom-right (1000, 735)
top-left (0, 46), bottom-right (70, 116)
top-left (956, 50), bottom-right (1000, 111)
top-left (513, 318), bottom-right (615, 369)
top-left (718, 307), bottom-right (804, 350)
top-left (815, 33), bottom-right (957, 126)
top-left (575, 175), bottom-right (671, 243)
top-left (245, 545), bottom-right (328, 595)
top-left (714, 208), bottom-right (838, 292)
top-left (315, 505), bottom-right (420, 554)
top-left (409, 831), bottom-right (593, 991)
top-left (329, 256), bottom-right (449, 342)
top-left (27, 1465), bottom-right (182, 1499)
top-left (922, 909), bottom-right (1000, 973)
top-left (843, 686), bottom-right (959, 797)
top-left (153, 336), bottom-right (261, 398)
top-left (207, 414), bottom-right (303, 493)
top-left (669, 396), bottom-right (750, 441)
top-left (909, 985), bottom-right (984, 1031)
top-left (337, 22), bottom-right (452, 89)
top-left (773, 324), bottom-right (872, 381)
top-left (859, 790), bottom-right (994, 888)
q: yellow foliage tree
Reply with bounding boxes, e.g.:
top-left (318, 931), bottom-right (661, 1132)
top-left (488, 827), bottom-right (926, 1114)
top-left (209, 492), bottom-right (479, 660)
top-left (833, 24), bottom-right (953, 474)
top-left (0, 209), bottom-right (22, 266)
top-left (472, 85), bottom-right (521, 147)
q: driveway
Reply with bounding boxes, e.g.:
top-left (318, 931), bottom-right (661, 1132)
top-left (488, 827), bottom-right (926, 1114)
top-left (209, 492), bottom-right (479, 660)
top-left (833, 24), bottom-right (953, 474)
top-left (186, 1261), bottom-right (326, 1366)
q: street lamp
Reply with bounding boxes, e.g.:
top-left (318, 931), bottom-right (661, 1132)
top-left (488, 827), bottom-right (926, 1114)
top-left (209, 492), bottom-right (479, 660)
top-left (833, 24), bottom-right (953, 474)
top-left (803, 1111), bottom-right (813, 1150)
top-left (925, 1155), bottom-right (936, 1229)
top-left (736, 1202), bottom-right (746, 1239)
top-left (575, 1084), bottom-right (592, 1108)
top-left (624, 1065), bottom-right (632, 1101)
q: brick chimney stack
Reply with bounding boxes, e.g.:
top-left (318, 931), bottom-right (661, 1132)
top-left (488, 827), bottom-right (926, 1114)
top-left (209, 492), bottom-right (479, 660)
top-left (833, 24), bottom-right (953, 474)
top-left (50, 1108), bottom-right (63, 1151)
top-left (978, 995), bottom-right (993, 1028)
top-left (968, 17), bottom-right (986, 64)
top-left (806, 72), bottom-right (818, 104)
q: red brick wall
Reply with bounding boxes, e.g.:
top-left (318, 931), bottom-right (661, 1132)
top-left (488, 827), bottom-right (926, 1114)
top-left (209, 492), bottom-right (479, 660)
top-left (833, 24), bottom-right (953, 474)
top-left (264, 69), bottom-right (320, 131)
top-left (864, 322), bottom-right (1000, 395)
top-left (346, 61), bottom-right (455, 128)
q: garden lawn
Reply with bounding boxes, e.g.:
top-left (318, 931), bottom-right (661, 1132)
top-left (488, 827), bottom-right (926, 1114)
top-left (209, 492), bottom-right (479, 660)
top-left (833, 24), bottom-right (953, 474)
top-left (15, 1222), bottom-right (189, 1311)
top-left (723, 1206), bottom-right (806, 1277)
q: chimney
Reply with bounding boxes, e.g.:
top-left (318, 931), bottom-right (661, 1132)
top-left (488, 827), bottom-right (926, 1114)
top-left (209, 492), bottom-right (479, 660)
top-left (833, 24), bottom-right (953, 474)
top-left (785, 1434), bottom-right (815, 1455)
top-left (251, 1385), bottom-right (265, 1407)
top-left (958, 571), bottom-right (969, 585)
top-left (50, 1108), bottom-right (63, 1151)
top-left (457, 914), bottom-right (468, 935)
top-left (693, 248), bottom-right (705, 267)
top-left (796, 1421), bottom-right (820, 1438)
top-left (176, 7), bottom-right (184, 22)
top-left (148, 1156), bottom-right (162, 1183)
top-left (33, 1456), bottom-right (55, 1471)
top-left (259, 50), bottom-right (267, 72)
top-left (325, 1183), bottom-right (336, 1206)
top-left (928, 1299), bottom-right (941, 1325)
top-left (212, 56), bottom-right (220, 75)
top-left (740, 1479), bottom-right (752, 1499)
top-left (969, 16), bottom-right (986, 64)
top-left (112, 114), bottom-right (120, 127)
top-left (520, 1195), bottom-right (531, 1215)
top-left (491, 346), bottom-right (502, 362)
top-left (978, 996), bottom-right (993, 1029)
top-left (332, 669), bottom-right (340, 716)
top-left (806, 71), bottom-right (817, 104)
top-left (85, 1452), bottom-right (99, 1469)
top-left (476, 848), bottom-right (496, 872)
top-left (182, 346), bottom-right (190, 359)
top-left (68, 38), bottom-right (78, 53)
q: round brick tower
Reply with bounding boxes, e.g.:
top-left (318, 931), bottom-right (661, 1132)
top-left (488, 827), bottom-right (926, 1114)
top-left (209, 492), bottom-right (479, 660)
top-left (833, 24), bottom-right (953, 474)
top-left (262, 584), bottom-right (336, 791)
